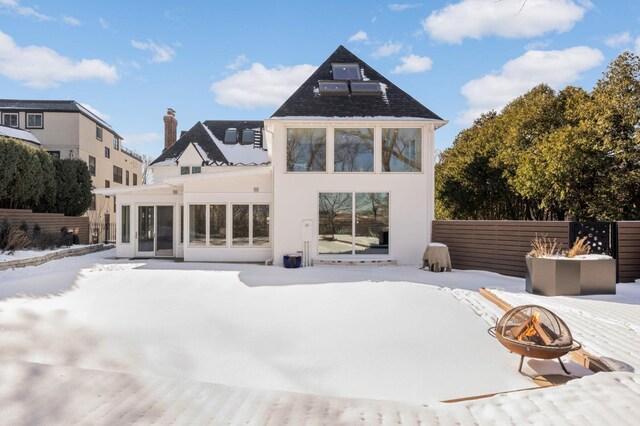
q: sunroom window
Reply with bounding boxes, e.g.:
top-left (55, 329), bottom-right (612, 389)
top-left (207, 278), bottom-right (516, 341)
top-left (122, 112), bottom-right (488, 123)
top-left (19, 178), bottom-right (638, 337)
top-left (286, 128), bottom-right (326, 172)
top-left (334, 128), bottom-right (374, 172)
top-left (381, 128), bottom-right (422, 172)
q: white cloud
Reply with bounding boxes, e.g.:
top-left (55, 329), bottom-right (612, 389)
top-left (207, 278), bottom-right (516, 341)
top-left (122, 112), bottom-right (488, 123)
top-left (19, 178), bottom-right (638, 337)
top-left (525, 39), bottom-right (551, 50)
top-left (211, 63), bottom-right (317, 109)
top-left (122, 132), bottom-right (161, 145)
top-left (62, 15), bottom-right (81, 26)
top-left (391, 54), bottom-right (433, 74)
top-left (0, 30), bottom-right (118, 88)
top-left (372, 42), bottom-right (403, 58)
top-left (423, 0), bottom-right (589, 44)
top-left (226, 54), bottom-right (248, 70)
top-left (459, 46), bottom-right (604, 124)
top-left (80, 103), bottom-right (111, 121)
top-left (388, 3), bottom-right (421, 12)
top-left (348, 31), bottom-right (368, 42)
top-left (98, 17), bottom-right (109, 29)
top-left (604, 32), bottom-right (632, 48)
top-left (131, 40), bottom-right (176, 63)
top-left (0, 0), bottom-right (51, 21)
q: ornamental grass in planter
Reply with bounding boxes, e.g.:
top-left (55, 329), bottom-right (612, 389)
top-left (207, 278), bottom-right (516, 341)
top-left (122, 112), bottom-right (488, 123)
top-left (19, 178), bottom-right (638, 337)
top-left (525, 235), bottom-right (616, 296)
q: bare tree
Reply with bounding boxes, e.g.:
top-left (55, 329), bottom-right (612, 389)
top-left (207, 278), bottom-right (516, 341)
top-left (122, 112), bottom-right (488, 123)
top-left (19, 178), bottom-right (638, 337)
top-left (141, 154), bottom-right (154, 184)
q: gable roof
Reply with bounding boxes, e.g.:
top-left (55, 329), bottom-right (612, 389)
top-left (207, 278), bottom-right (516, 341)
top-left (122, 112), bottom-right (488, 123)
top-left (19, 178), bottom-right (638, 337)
top-left (270, 45), bottom-right (443, 120)
top-left (150, 120), bottom-right (268, 167)
top-left (0, 99), bottom-right (123, 138)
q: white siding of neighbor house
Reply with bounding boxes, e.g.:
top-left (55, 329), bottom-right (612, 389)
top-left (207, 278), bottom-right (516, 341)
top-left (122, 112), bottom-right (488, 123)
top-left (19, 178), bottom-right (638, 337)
top-left (264, 119), bottom-right (436, 266)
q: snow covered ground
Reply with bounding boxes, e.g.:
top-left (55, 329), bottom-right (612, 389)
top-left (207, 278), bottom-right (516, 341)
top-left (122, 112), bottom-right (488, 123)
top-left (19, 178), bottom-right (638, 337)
top-left (1, 249), bottom-right (639, 424)
top-left (0, 246), bottom-right (84, 263)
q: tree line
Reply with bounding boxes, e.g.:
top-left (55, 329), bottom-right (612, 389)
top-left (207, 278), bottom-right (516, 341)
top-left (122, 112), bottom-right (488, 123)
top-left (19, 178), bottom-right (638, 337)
top-left (0, 138), bottom-right (93, 216)
top-left (436, 52), bottom-right (640, 221)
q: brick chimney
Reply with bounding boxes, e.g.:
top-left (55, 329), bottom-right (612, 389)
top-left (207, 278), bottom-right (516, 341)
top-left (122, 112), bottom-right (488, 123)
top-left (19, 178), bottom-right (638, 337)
top-left (163, 108), bottom-right (177, 150)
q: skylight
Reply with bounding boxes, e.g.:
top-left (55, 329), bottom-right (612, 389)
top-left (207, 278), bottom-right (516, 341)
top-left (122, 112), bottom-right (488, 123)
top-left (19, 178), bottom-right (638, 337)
top-left (318, 80), bottom-right (349, 95)
top-left (224, 128), bottom-right (237, 144)
top-left (332, 63), bottom-right (361, 80)
top-left (241, 129), bottom-right (255, 145)
top-left (350, 81), bottom-right (382, 95)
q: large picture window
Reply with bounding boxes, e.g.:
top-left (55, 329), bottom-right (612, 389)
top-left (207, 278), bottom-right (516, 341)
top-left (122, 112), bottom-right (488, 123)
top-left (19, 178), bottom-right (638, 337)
top-left (209, 205), bottom-right (226, 246)
top-left (287, 128), bottom-right (326, 172)
top-left (189, 204), bottom-right (206, 246)
top-left (232, 205), bottom-right (249, 246)
top-left (121, 205), bottom-right (130, 244)
top-left (334, 128), bottom-right (374, 172)
top-left (319, 192), bottom-right (389, 255)
top-left (252, 205), bottom-right (270, 246)
top-left (381, 128), bottom-right (422, 172)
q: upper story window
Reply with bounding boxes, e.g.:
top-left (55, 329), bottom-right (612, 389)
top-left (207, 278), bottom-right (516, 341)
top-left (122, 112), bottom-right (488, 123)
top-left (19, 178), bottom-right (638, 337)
top-left (180, 166), bottom-right (190, 175)
top-left (88, 155), bottom-right (96, 176)
top-left (105, 179), bottom-right (110, 188)
top-left (96, 126), bottom-right (103, 141)
top-left (286, 128), bottom-right (326, 172)
top-left (113, 137), bottom-right (120, 150)
top-left (133, 173), bottom-right (138, 186)
top-left (331, 63), bottom-right (361, 80)
top-left (113, 166), bottom-right (123, 184)
top-left (191, 166), bottom-right (201, 174)
top-left (381, 128), bottom-right (422, 172)
top-left (104, 146), bottom-right (110, 158)
top-left (2, 113), bottom-right (18, 128)
top-left (26, 113), bottom-right (43, 128)
top-left (126, 170), bottom-right (130, 186)
top-left (334, 128), bottom-right (374, 172)
top-left (48, 151), bottom-right (61, 160)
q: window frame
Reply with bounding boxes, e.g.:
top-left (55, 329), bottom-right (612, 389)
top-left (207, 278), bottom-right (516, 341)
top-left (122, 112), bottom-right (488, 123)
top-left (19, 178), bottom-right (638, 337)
top-left (285, 127), bottom-right (327, 173)
top-left (331, 63), bottom-right (361, 81)
top-left (26, 112), bottom-right (43, 129)
top-left (96, 126), bottom-right (103, 141)
top-left (333, 128), bottom-right (375, 173)
top-left (48, 151), bottom-right (61, 160)
top-left (126, 170), bottom-right (130, 186)
top-left (113, 137), bottom-right (120, 150)
top-left (191, 166), bottom-right (202, 174)
top-left (88, 155), bottom-right (96, 176)
top-left (105, 146), bottom-right (110, 158)
top-left (2, 112), bottom-right (18, 128)
top-left (381, 127), bottom-right (424, 173)
top-left (180, 166), bottom-right (190, 175)
top-left (121, 205), bottom-right (131, 244)
top-left (133, 173), bottom-right (138, 186)
top-left (113, 165), bottom-right (123, 184)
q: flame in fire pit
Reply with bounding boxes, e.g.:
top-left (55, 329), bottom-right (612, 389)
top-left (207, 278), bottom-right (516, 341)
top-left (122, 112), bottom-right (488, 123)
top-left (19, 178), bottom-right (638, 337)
top-left (517, 312), bottom-right (540, 341)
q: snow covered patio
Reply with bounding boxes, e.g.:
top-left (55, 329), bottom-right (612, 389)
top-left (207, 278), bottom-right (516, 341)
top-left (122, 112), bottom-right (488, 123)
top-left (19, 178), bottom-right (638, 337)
top-left (1, 249), bottom-right (639, 424)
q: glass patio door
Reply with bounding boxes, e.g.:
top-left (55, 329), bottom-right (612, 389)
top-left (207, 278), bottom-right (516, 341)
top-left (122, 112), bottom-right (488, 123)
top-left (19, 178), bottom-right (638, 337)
top-left (137, 206), bottom-right (154, 255)
top-left (156, 206), bottom-right (174, 257)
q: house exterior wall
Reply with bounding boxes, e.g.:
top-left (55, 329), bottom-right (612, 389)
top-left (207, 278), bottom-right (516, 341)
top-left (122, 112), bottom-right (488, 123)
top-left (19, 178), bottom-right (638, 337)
top-left (265, 119), bottom-right (435, 266)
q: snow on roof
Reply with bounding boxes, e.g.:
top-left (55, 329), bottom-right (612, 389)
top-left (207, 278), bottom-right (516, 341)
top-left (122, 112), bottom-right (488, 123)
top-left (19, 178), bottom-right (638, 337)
top-left (201, 122), bottom-right (268, 165)
top-left (151, 158), bottom-right (177, 167)
top-left (192, 142), bottom-right (212, 163)
top-left (268, 116), bottom-right (447, 121)
top-left (0, 125), bottom-right (41, 145)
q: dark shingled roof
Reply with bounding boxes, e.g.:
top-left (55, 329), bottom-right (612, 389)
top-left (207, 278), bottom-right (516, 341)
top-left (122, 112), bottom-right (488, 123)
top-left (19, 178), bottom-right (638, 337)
top-left (271, 45), bottom-right (443, 120)
top-left (150, 120), bottom-right (266, 166)
top-left (0, 99), bottom-right (123, 138)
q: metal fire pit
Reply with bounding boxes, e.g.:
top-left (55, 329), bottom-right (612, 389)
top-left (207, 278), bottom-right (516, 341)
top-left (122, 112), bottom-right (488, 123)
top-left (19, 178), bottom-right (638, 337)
top-left (489, 305), bottom-right (582, 374)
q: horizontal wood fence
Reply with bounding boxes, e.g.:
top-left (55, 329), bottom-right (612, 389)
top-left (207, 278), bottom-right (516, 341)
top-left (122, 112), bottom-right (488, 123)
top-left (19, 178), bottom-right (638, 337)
top-left (0, 208), bottom-right (89, 244)
top-left (432, 220), bottom-right (640, 283)
top-left (618, 221), bottom-right (640, 283)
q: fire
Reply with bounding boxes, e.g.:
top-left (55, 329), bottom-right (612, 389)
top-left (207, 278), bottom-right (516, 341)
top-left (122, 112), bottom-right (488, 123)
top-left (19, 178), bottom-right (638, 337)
top-left (517, 312), bottom-right (540, 341)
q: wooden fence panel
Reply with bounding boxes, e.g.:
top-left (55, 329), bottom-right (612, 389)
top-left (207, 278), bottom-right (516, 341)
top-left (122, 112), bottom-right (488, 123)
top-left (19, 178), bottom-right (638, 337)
top-left (433, 220), bottom-right (640, 283)
top-left (0, 208), bottom-right (89, 244)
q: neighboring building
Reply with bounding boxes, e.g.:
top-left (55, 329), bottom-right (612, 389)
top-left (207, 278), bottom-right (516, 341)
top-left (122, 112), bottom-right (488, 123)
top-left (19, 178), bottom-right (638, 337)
top-left (0, 100), bottom-right (143, 227)
top-left (100, 45), bottom-right (446, 265)
top-left (0, 124), bottom-right (43, 148)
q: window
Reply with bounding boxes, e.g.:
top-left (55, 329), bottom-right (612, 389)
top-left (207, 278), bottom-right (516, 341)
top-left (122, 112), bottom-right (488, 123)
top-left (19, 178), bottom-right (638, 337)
top-left (318, 80), bottom-right (349, 95)
top-left (350, 81), bottom-right (381, 95)
top-left (2, 113), bottom-right (18, 127)
top-left (382, 128), bottom-right (422, 172)
top-left (26, 113), bottom-right (43, 128)
top-left (180, 205), bottom-right (184, 244)
top-left (319, 192), bottom-right (389, 255)
top-left (180, 166), bottom-right (190, 175)
top-left (224, 128), bottom-right (237, 144)
top-left (332, 63), bottom-right (361, 80)
top-left (286, 128), bottom-right (326, 172)
top-left (209, 205), bottom-right (226, 246)
top-left (126, 170), bottom-right (130, 186)
top-left (252, 205), bottom-right (270, 246)
top-left (113, 166), bottom-right (123, 184)
top-left (133, 173), bottom-right (138, 186)
top-left (105, 180), bottom-right (110, 188)
top-left (191, 166), bottom-right (201, 174)
top-left (232, 205), bottom-right (249, 246)
top-left (334, 128), bottom-right (374, 172)
top-left (241, 129), bottom-right (255, 145)
top-left (121, 205), bottom-right (130, 243)
top-left (113, 137), bottom-right (120, 150)
top-left (48, 151), bottom-right (60, 159)
top-left (96, 126), bottom-right (103, 141)
top-left (88, 156), bottom-right (96, 176)
top-left (189, 205), bottom-right (206, 246)
top-left (105, 147), bottom-right (110, 158)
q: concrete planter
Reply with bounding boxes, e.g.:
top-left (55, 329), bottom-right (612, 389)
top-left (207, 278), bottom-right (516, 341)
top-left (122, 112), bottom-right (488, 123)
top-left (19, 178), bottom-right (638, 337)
top-left (525, 255), bottom-right (616, 296)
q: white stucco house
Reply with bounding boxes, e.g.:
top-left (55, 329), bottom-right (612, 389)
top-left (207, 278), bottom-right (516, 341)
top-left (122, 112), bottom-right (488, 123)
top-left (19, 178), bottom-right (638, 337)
top-left (99, 45), bottom-right (447, 266)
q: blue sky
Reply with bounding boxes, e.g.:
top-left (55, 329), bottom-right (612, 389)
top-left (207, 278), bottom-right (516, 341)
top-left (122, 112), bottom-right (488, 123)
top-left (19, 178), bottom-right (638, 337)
top-left (1, 0), bottom-right (639, 157)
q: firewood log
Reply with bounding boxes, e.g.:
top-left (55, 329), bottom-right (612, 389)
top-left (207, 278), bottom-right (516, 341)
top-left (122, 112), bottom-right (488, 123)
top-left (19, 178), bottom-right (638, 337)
top-left (533, 321), bottom-right (554, 345)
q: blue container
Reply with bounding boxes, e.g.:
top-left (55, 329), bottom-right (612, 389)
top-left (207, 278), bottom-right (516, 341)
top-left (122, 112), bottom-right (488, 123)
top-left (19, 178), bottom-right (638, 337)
top-left (283, 254), bottom-right (302, 268)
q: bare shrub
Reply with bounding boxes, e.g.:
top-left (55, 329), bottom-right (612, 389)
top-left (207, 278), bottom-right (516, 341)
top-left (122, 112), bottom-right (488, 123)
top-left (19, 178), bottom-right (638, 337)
top-left (3, 228), bottom-right (32, 254)
top-left (567, 237), bottom-right (591, 258)
top-left (529, 233), bottom-right (561, 258)
top-left (33, 232), bottom-right (61, 250)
